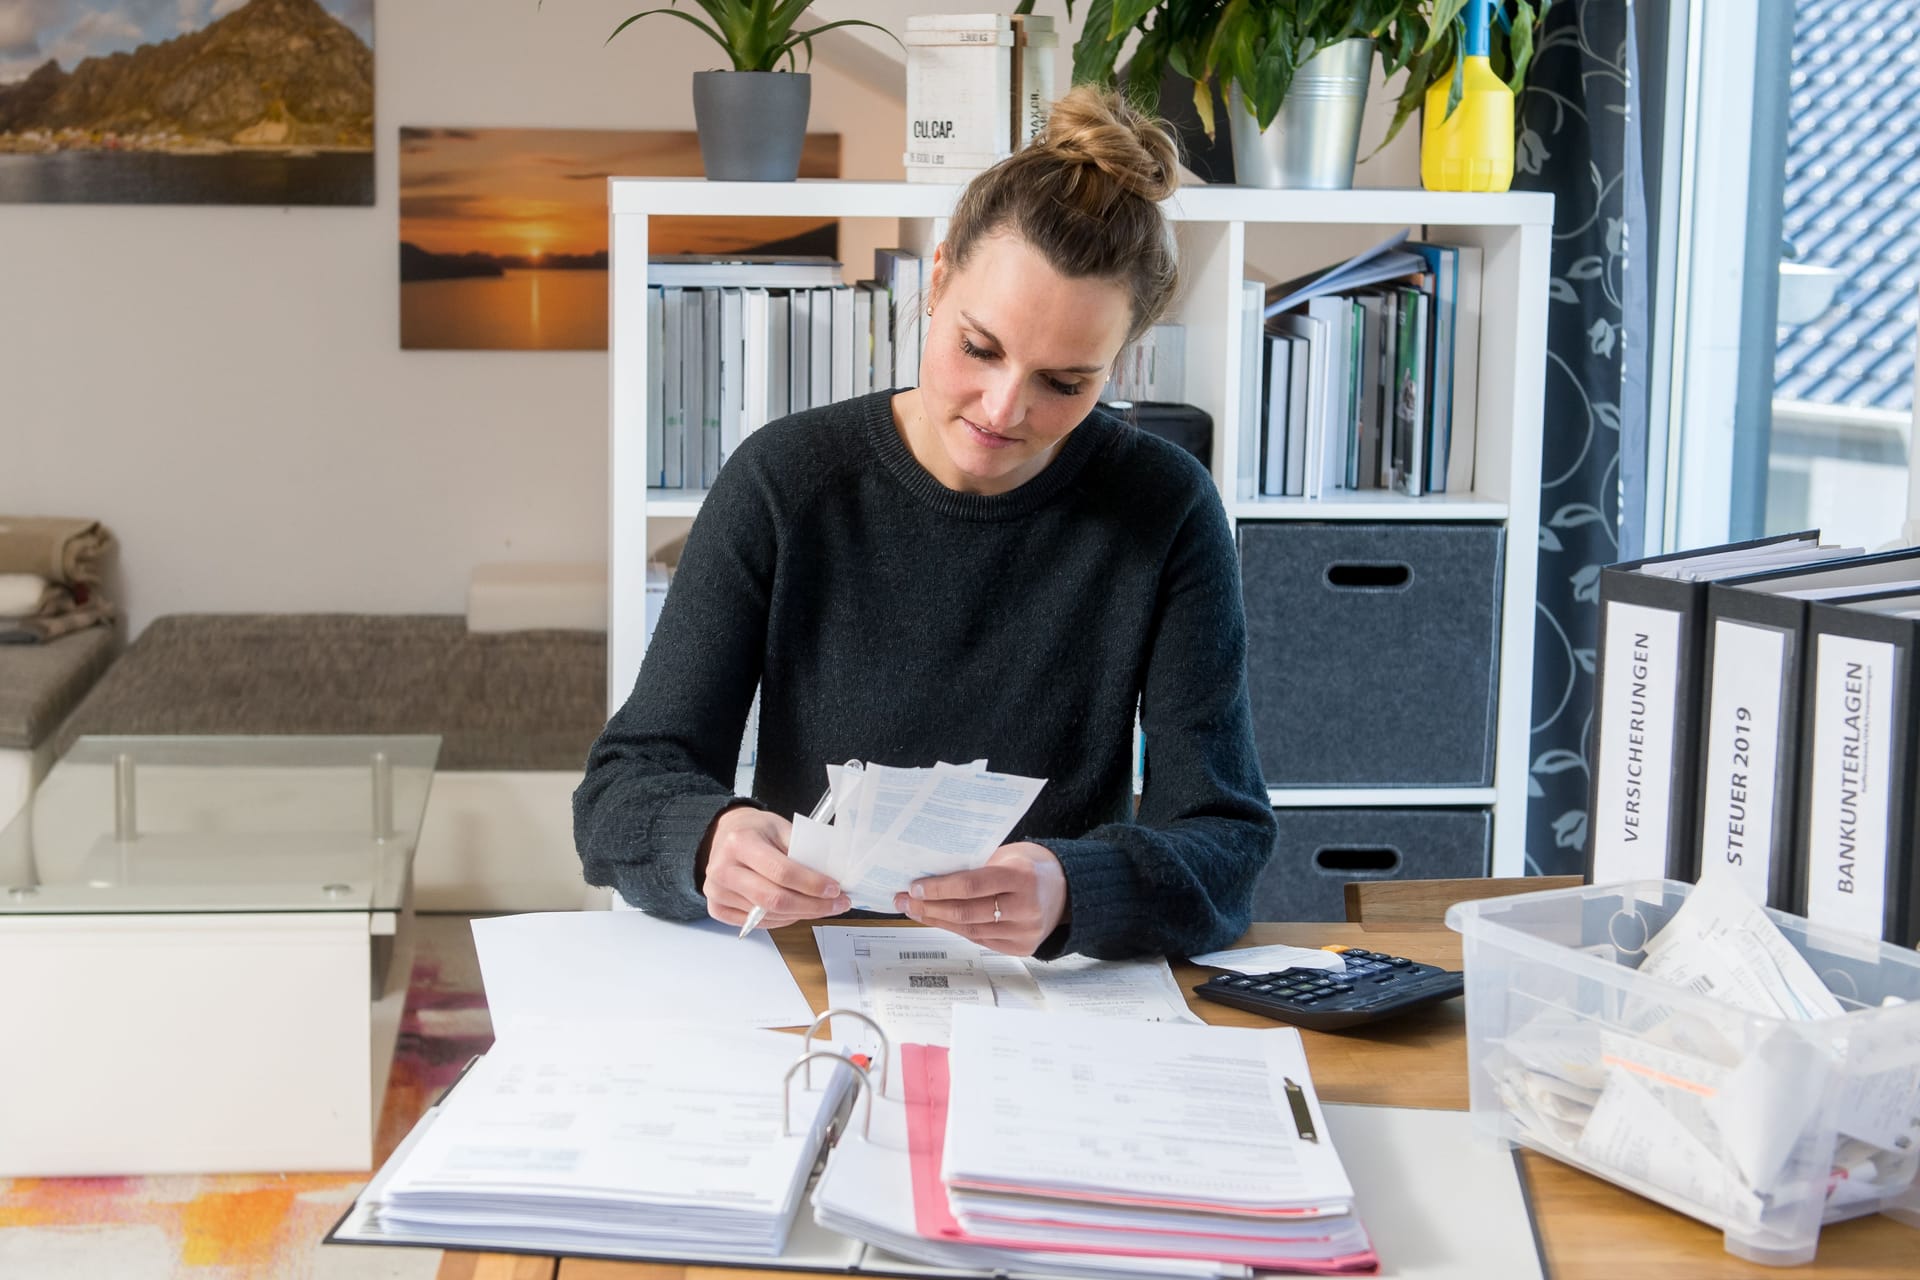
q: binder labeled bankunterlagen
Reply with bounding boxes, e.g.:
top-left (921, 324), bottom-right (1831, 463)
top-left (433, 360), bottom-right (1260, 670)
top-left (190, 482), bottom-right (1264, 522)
top-left (1694, 545), bottom-right (1920, 912)
top-left (1796, 597), bottom-right (1920, 948)
top-left (1586, 532), bottom-right (1830, 886)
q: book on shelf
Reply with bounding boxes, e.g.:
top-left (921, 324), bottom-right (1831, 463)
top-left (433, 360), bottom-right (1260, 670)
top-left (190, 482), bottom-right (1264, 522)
top-left (1239, 234), bottom-right (1481, 502)
top-left (902, 13), bottom-right (1055, 180)
top-left (642, 250), bottom-right (936, 492)
top-left (1262, 229), bottom-right (1423, 319)
top-left (646, 254), bottom-right (844, 288)
top-left (1101, 323), bottom-right (1186, 405)
top-left (660, 286), bottom-right (686, 489)
top-left (1389, 285), bottom-right (1429, 498)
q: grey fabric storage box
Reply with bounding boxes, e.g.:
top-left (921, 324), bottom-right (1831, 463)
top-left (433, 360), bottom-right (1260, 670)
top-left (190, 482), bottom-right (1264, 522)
top-left (1251, 807), bottom-right (1491, 922)
top-left (1239, 522), bottom-right (1504, 787)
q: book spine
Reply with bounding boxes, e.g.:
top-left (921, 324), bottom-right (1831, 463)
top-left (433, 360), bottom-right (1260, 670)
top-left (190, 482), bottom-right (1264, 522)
top-left (647, 286), bottom-right (665, 488)
top-left (905, 36), bottom-right (1013, 171)
top-left (661, 287), bottom-right (685, 489)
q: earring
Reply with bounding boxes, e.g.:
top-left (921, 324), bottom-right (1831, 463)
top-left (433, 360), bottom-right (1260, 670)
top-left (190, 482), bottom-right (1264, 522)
top-left (925, 304), bottom-right (933, 317)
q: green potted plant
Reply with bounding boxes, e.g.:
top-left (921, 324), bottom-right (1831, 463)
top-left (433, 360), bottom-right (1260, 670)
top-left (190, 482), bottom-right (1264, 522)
top-left (599, 1), bottom-right (897, 181)
top-left (1071, 2), bottom-right (1432, 188)
top-left (1069, 2), bottom-right (1548, 189)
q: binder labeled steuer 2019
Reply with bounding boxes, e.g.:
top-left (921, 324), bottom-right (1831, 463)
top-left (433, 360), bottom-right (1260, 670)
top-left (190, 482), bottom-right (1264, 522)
top-left (1690, 543), bottom-right (1920, 906)
top-left (1796, 591), bottom-right (1920, 948)
top-left (1693, 584), bottom-right (1807, 906)
top-left (1586, 532), bottom-right (1841, 885)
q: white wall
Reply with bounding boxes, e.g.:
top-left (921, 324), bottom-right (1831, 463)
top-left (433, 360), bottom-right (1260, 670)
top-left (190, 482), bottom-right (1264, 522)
top-left (0, 2), bottom-right (1415, 638)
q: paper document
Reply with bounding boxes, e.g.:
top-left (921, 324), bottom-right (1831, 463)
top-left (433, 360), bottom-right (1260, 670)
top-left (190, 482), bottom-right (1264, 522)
top-left (814, 926), bottom-right (1198, 1060)
top-left (942, 1005), bottom-right (1353, 1211)
top-left (472, 910), bottom-right (814, 1033)
top-left (1637, 869), bottom-right (1842, 1021)
top-left (786, 760), bottom-right (1045, 911)
top-left (1192, 943), bottom-right (1348, 975)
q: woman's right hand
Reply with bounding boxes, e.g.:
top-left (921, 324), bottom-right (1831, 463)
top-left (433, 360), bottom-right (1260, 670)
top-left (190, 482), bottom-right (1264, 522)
top-left (701, 805), bottom-right (852, 930)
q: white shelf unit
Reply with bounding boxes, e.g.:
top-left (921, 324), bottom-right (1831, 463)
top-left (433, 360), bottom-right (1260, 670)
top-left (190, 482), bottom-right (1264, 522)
top-left (608, 178), bottom-right (1553, 877)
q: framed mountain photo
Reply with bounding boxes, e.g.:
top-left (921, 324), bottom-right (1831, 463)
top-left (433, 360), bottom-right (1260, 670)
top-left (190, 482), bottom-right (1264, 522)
top-left (0, 0), bottom-right (374, 206)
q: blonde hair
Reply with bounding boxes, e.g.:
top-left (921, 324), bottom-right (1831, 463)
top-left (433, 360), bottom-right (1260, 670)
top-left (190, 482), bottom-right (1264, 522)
top-left (942, 85), bottom-right (1181, 344)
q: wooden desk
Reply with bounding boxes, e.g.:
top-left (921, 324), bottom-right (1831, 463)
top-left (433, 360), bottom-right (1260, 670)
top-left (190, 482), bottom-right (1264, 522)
top-left (435, 922), bottom-right (1913, 1280)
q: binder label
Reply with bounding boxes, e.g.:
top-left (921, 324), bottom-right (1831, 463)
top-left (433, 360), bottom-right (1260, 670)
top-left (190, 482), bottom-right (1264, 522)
top-left (1700, 621), bottom-right (1787, 905)
top-left (1593, 602), bottom-right (1681, 882)
top-left (1805, 635), bottom-right (1895, 940)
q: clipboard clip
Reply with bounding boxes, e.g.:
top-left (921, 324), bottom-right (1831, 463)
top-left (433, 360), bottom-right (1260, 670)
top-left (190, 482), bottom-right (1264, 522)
top-left (784, 1049), bottom-right (874, 1142)
top-left (1284, 1076), bottom-right (1319, 1144)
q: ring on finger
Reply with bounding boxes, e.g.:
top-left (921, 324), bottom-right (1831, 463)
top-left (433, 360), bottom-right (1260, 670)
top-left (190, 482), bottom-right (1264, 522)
top-left (993, 896), bottom-right (1003, 924)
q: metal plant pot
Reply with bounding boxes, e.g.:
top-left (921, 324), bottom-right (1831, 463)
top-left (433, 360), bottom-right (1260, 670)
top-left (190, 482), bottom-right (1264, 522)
top-left (1227, 38), bottom-right (1373, 189)
top-left (691, 70), bottom-right (811, 182)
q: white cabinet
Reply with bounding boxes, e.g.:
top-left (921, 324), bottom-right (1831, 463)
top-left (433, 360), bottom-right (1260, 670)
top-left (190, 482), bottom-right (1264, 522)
top-left (607, 179), bottom-right (1552, 875)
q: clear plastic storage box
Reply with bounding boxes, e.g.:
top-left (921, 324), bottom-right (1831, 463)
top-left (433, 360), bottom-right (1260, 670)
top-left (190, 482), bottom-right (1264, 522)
top-left (1447, 879), bottom-right (1920, 1265)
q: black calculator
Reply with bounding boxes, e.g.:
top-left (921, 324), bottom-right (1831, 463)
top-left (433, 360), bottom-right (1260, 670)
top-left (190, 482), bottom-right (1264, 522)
top-left (1193, 947), bottom-right (1465, 1031)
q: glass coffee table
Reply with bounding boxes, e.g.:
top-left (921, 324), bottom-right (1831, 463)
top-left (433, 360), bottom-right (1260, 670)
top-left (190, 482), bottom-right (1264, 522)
top-left (0, 734), bottom-right (440, 1177)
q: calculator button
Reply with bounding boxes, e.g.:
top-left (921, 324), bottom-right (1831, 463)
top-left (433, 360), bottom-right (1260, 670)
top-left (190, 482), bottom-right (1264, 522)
top-left (1331, 983), bottom-right (1353, 993)
top-left (1251, 983), bottom-right (1275, 993)
top-left (1229, 978), bottom-right (1255, 987)
top-left (1388, 957), bottom-right (1412, 967)
top-left (1344, 950), bottom-right (1372, 959)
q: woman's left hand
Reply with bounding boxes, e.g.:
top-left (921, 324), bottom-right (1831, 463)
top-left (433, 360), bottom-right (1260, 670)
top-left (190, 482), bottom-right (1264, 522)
top-left (896, 841), bottom-right (1069, 956)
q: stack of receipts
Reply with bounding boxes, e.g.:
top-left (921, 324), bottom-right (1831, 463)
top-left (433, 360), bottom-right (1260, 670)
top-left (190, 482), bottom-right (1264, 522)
top-left (787, 759), bottom-right (1044, 911)
top-left (1489, 872), bottom-right (1920, 1233)
top-left (815, 1006), bottom-right (1378, 1276)
top-left (337, 1023), bottom-right (856, 1259)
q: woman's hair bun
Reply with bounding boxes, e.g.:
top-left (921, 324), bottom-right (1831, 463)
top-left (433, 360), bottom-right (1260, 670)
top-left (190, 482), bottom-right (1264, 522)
top-left (1040, 84), bottom-right (1180, 204)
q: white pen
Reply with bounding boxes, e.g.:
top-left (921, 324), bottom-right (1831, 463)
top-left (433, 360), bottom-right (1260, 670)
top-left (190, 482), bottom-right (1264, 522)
top-left (737, 771), bottom-right (848, 939)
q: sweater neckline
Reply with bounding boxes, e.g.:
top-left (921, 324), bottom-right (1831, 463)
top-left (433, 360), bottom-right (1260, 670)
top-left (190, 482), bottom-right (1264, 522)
top-left (865, 390), bottom-right (1110, 522)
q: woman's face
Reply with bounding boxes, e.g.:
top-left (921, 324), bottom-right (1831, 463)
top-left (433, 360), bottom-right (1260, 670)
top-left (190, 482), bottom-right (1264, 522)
top-left (911, 231), bottom-right (1134, 496)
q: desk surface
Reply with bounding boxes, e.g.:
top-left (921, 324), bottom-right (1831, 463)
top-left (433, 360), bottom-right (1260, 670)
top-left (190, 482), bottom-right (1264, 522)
top-left (434, 921), bottom-right (1914, 1280)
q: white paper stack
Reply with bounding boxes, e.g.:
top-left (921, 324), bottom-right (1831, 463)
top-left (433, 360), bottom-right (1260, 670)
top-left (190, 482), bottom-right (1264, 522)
top-left (358, 1023), bottom-right (854, 1259)
top-left (937, 1007), bottom-right (1377, 1271)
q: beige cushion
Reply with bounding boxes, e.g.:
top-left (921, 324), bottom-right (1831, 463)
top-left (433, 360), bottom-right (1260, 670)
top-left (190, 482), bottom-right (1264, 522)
top-left (0, 626), bottom-right (117, 750)
top-left (467, 563), bottom-right (607, 633)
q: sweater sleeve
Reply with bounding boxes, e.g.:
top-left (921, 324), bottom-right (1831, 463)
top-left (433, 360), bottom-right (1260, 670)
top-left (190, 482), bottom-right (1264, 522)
top-left (572, 447), bottom-right (776, 917)
top-left (1034, 482), bottom-right (1276, 961)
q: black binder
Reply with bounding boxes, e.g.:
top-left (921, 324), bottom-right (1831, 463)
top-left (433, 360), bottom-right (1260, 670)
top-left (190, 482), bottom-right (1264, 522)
top-left (1692, 583), bottom-right (1808, 906)
top-left (1794, 595), bottom-right (1920, 948)
top-left (1586, 532), bottom-right (1822, 886)
top-left (1693, 545), bottom-right (1920, 909)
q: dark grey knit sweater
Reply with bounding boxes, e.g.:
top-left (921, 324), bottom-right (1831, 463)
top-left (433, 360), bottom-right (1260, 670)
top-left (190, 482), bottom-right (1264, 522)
top-left (573, 390), bottom-right (1275, 959)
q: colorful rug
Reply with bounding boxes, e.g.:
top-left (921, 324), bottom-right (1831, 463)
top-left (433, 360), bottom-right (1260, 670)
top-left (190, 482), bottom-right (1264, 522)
top-left (0, 915), bottom-right (495, 1280)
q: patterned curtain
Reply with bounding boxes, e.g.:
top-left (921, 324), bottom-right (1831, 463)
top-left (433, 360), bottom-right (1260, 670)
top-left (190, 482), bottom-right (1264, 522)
top-left (1514, 0), bottom-right (1650, 873)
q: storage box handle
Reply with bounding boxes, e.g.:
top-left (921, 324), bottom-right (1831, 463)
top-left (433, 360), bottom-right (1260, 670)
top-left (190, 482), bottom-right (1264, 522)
top-left (1324, 562), bottom-right (1412, 590)
top-left (1312, 846), bottom-right (1402, 876)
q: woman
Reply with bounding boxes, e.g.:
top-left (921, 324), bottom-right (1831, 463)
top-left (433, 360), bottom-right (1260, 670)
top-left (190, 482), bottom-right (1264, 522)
top-left (574, 86), bottom-right (1275, 960)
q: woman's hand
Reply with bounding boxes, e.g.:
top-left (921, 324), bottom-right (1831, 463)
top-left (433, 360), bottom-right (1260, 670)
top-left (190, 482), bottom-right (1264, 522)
top-left (702, 805), bottom-right (852, 930)
top-left (895, 841), bottom-right (1069, 956)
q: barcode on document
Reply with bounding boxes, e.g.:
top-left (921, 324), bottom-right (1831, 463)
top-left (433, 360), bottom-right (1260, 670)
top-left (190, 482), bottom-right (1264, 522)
top-left (898, 950), bottom-right (947, 960)
top-left (908, 974), bottom-right (951, 989)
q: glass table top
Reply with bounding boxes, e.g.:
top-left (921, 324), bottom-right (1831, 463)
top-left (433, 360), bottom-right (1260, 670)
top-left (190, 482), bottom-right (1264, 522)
top-left (0, 735), bottom-right (441, 915)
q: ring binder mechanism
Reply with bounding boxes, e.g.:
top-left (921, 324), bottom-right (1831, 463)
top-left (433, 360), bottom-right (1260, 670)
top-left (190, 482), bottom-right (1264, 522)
top-left (804, 1008), bottom-right (892, 1098)
top-left (786, 1050), bottom-right (874, 1141)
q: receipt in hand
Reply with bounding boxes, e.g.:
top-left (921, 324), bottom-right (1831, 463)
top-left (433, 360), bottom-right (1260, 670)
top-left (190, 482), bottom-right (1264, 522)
top-left (786, 760), bottom-right (1046, 912)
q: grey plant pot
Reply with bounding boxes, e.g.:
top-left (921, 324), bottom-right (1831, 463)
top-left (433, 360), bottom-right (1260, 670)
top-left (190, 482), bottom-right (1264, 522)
top-left (692, 70), bottom-right (811, 182)
top-left (1227, 38), bottom-right (1373, 189)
